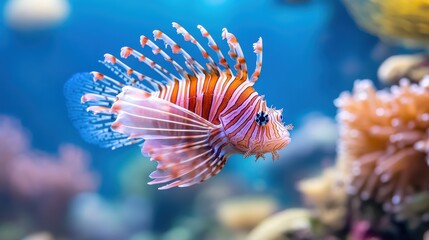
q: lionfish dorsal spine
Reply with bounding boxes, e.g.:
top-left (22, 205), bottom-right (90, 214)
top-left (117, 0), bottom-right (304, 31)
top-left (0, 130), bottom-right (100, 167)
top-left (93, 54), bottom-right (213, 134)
top-left (250, 37), bottom-right (263, 84)
top-left (222, 28), bottom-right (248, 80)
top-left (172, 22), bottom-right (219, 73)
top-left (100, 23), bottom-right (264, 91)
top-left (119, 46), bottom-right (177, 83)
top-left (153, 29), bottom-right (205, 75)
top-left (140, 35), bottom-right (188, 79)
top-left (197, 25), bottom-right (233, 75)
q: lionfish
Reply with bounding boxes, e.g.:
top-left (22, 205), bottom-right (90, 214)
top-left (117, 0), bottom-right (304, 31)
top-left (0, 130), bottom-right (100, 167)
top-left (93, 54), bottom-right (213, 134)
top-left (65, 23), bottom-right (292, 189)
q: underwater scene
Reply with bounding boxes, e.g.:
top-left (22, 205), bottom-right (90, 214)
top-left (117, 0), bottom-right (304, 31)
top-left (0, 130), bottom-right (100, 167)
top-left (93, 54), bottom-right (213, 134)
top-left (2, 0), bottom-right (429, 239)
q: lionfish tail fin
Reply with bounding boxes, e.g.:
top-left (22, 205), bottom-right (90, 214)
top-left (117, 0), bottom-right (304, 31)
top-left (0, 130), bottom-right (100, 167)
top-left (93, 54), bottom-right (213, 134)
top-left (64, 72), bottom-right (143, 149)
top-left (110, 88), bottom-right (229, 189)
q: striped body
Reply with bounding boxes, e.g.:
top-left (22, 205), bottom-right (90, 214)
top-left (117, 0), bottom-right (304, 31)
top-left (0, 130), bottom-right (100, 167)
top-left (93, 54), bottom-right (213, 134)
top-left (152, 69), bottom-right (288, 158)
top-left (152, 72), bottom-right (250, 125)
top-left (66, 23), bottom-right (291, 189)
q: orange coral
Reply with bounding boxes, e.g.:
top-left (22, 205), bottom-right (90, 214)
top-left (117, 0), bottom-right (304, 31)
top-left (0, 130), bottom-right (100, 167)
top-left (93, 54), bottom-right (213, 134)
top-left (336, 78), bottom-right (429, 211)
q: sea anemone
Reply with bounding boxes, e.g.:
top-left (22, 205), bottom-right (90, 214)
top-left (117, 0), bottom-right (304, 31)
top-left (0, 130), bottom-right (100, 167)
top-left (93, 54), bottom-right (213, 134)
top-left (335, 78), bottom-right (429, 212)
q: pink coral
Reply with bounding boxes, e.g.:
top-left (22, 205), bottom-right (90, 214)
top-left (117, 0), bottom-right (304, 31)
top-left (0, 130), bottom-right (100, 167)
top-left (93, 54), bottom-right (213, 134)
top-left (0, 116), bottom-right (29, 187)
top-left (350, 221), bottom-right (381, 240)
top-left (0, 116), bottom-right (97, 199)
top-left (0, 115), bottom-right (98, 233)
top-left (9, 145), bottom-right (97, 199)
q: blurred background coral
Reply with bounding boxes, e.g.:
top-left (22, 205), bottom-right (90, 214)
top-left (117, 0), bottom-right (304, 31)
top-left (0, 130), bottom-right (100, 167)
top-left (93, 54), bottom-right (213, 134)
top-left (1, 0), bottom-right (429, 239)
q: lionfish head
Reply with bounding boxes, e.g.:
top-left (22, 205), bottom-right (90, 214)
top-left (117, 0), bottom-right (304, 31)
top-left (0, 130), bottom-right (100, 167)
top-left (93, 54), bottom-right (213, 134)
top-left (223, 100), bottom-right (292, 160)
top-left (248, 107), bottom-right (292, 160)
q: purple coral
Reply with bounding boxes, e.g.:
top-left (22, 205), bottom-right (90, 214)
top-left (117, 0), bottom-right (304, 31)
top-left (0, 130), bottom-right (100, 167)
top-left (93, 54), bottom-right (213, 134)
top-left (350, 221), bottom-right (381, 240)
top-left (0, 115), bottom-right (98, 235)
top-left (9, 144), bottom-right (97, 200)
top-left (0, 116), bottom-right (29, 187)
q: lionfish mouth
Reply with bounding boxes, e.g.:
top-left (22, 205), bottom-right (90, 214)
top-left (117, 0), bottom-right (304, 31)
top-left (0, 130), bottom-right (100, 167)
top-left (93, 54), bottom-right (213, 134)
top-left (244, 139), bottom-right (288, 161)
top-left (242, 126), bottom-right (292, 161)
top-left (250, 150), bottom-right (280, 161)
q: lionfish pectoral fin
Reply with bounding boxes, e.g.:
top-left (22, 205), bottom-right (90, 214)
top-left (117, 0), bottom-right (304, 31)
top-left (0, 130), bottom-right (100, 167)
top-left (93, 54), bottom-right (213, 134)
top-left (111, 87), bottom-right (228, 189)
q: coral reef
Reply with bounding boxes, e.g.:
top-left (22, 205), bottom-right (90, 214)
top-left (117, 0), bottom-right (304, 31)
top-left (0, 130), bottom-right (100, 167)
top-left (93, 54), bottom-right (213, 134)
top-left (246, 77), bottom-right (429, 240)
top-left (216, 196), bottom-right (278, 231)
top-left (297, 166), bottom-right (347, 232)
top-left (217, 196), bottom-right (278, 230)
top-left (329, 77), bottom-right (429, 239)
top-left (335, 78), bottom-right (429, 210)
top-left (0, 116), bottom-right (29, 187)
top-left (9, 144), bottom-right (97, 200)
top-left (343, 0), bottom-right (429, 47)
top-left (350, 221), bottom-right (382, 240)
top-left (246, 208), bottom-right (312, 240)
top-left (0, 116), bottom-right (98, 237)
top-left (378, 54), bottom-right (429, 85)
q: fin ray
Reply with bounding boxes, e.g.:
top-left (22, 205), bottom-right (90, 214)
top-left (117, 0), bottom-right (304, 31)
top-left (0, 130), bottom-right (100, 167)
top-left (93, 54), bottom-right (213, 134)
top-left (222, 28), bottom-right (248, 79)
top-left (197, 25), bottom-right (232, 75)
top-left (250, 37), bottom-right (263, 84)
top-left (110, 88), bottom-right (228, 189)
top-left (64, 73), bottom-right (143, 149)
top-left (172, 22), bottom-right (219, 72)
top-left (140, 35), bottom-right (189, 78)
top-left (153, 29), bottom-right (205, 74)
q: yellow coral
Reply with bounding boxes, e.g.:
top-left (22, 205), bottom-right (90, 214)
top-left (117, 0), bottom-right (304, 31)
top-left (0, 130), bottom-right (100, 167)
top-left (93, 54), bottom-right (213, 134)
top-left (246, 208), bottom-right (311, 240)
top-left (343, 0), bottom-right (429, 47)
top-left (216, 196), bottom-right (278, 231)
top-left (298, 167), bottom-right (348, 231)
top-left (378, 54), bottom-right (429, 84)
top-left (336, 78), bottom-right (429, 212)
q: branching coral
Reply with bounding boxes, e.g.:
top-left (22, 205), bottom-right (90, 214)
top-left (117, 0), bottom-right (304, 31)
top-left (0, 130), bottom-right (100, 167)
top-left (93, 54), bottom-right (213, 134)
top-left (0, 116), bottom-right (98, 236)
top-left (0, 116), bottom-right (29, 187)
top-left (9, 145), bottom-right (97, 200)
top-left (336, 78), bottom-right (429, 213)
top-left (0, 116), bottom-right (97, 201)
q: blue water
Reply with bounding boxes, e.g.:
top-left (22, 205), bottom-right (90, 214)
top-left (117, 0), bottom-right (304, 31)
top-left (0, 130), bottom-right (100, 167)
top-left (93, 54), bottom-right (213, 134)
top-left (0, 0), bottom-right (412, 237)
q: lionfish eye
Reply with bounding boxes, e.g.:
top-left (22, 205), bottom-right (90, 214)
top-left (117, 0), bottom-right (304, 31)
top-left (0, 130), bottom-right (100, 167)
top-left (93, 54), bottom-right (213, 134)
top-left (255, 111), bottom-right (269, 126)
top-left (280, 114), bottom-right (283, 121)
